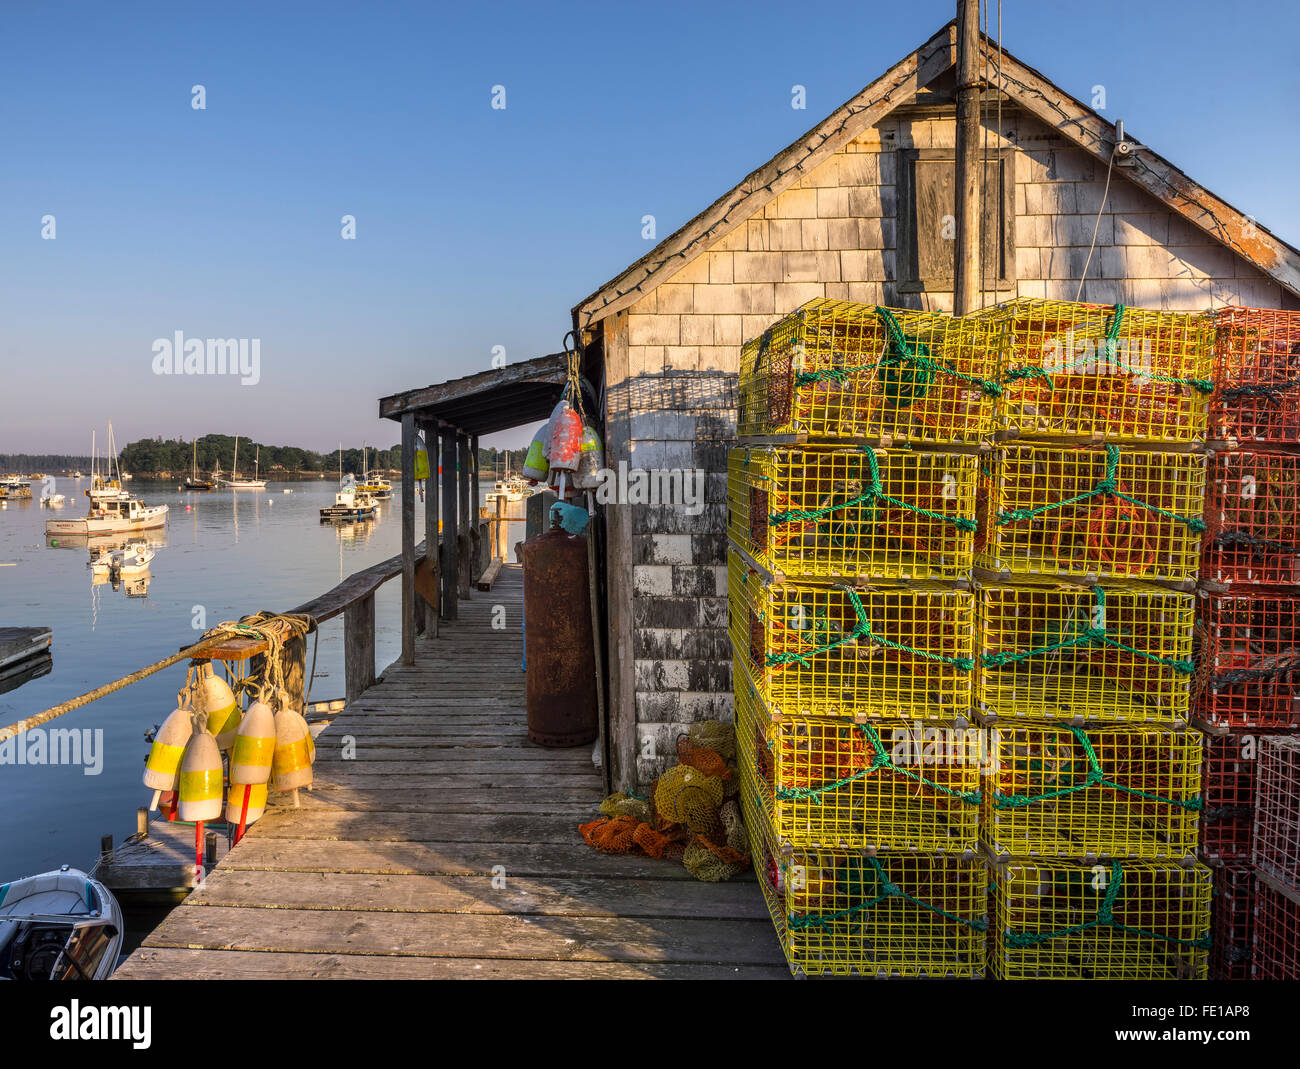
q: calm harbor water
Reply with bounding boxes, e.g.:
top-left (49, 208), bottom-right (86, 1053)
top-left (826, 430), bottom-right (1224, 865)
top-left (0, 477), bottom-right (520, 880)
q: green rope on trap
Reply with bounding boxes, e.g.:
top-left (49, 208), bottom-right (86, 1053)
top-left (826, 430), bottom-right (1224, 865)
top-left (774, 722), bottom-right (983, 804)
top-left (765, 584), bottom-right (975, 672)
top-left (788, 855), bottom-right (988, 933)
top-left (993, 444), bottom-right (1207, 533)
top-left (767, 449), bottom-right (977, 532)
top-left (991, 724), bottom-right (1202, 811)
top-left (980, 586), bottom-right (1195, 675)
top-left (792, 307), bottom-right (1002, 402)
top-left (1004, 861), bottom-right (1211, 950)
top-left (1001, 305), bottom-right (1213, 393)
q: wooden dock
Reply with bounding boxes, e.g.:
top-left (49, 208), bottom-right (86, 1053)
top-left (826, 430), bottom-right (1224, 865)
top-left (114, 565), bottom-right (787, 979)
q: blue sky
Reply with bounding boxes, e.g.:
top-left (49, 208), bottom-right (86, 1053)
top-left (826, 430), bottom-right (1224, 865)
top-left (2, 0), bottom-right (1297, 453)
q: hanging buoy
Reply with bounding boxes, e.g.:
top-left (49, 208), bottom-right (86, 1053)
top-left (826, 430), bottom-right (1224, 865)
top-left (197, 664), bottom-right (241, 749)
top-left (573, 421), bottom-right (605, 489)
top-left (230, 699), bottom-right (276, 785)
top-left (143, 704), bottom-right (194, 811)
top-left (522, 425), bottom-right (550, 483)
top-left (225, 781), bottom-right (268, 828)
top-left (547, 401), bottom-right (583, 471)
top-left (272, 704), bottom-right (314, 803)
top-left (177, 722), bottom-right (224, 823)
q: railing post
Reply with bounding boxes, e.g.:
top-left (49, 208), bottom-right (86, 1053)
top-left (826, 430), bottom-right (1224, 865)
top-left (400, 411), bottom-right (416, 665)
top-left (420, 420), bottom-right (439, 637)
top-left (344, 592), bottom-right (376, 702)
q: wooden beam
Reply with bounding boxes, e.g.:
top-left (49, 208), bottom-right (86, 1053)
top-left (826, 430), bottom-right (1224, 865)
top-left (572, 23), bottom-right (957, 327)
top-left (440, 425), bottom-right (458, 620)
top-left (952, 0), bottom-right (981, 315)
top-left (457, 433), bottom-right (472, 600)
top-left (344, 593), bottom-right (376, 702)
top-left (476, 558), bottom-right (503, 592)
top-left (400, 411), bottom-right (416, 666)
top-left (420, 421), bottom-right (439, 637)
top-left (378, 353), bottom-right (568, 421)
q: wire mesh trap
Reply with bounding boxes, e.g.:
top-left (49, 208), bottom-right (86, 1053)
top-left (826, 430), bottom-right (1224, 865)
top-left (977, 298), bottom-right (1213, 443)
top-left (735, 671), bottom-right (981, 854)
top-left (1209, 863), bottom-right (1255, 981)
top-left (737, 299), bottom-right (1002, 445)
top-left (1199, 732), bottom-right (1282, 862)
top-left (977, 443), bottom-right (1206, 582)
top-left (981, 723), bottom-right (1202, 862)
top-left (1252, 879), bottom-right (1300, 979)
top-left (727, 445), bottom-right (978, 582)
top-left (1202, 450), bottom-right (1300, 587)
top-left (989, 858), bottom-right (1211, 980)
top-left (1211, 306), bottom-right (1300, 445)
top-left (976, 582), bottom-right (1194, 724)
top-left (1252, 735), bottom-right (1300, 891)
top-left (1195, 589), bottom-right (1300, 732)
top-left (740, 773), bottom-right (988, 978)
top-left (729, 549), bottom-right (976, 721)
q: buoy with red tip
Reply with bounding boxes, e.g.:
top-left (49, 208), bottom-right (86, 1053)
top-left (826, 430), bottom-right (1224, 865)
top-left (229, 699), bottom-right (276, 841)
top-left (143, 704), bottom-right (194, 812)
top-left (546, 400), bottom-right (583, 501)
top-left (197, 664), bottom-right (241, 749)
top-left (272, 699), bottom-right (314, 805)
top-left (177, 716), bottom-right (224, 884)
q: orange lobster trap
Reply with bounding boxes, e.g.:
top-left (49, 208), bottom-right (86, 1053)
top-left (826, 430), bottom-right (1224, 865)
top-left (989, 858), bottom-right (1211, 980)
top-left (1211, 306), bottom-right (1300, 445)
top-left (977, 443), bottom-right (1206, 583)
top-left (1194, 588), bottom-right (1300, 732)
top-left (735, 671), bottom-right (982, 853)
top-left (727, 445), bottom-right (978, 582)
top-left (976, 582), bottom-right (1195, 724)
top-left (978, 298), bottom-right (1213, 443)
top-left (1252, 878), bottom-right (1300, 979)
top-left (737, 298), bottom-right (1001, 445)
top-left (1210, 863), bottom-right (1255, 981)
top-left (740, 771), bottom-right (988, 977)
top-left (728, 549), bottom-right (976, 721)
top-left (981, 722), bottom-right (1202, 862)
top-left (1202, 450), bottom-right (1300, 587)
top-left (1199, 732), bottom-right (1284, 863)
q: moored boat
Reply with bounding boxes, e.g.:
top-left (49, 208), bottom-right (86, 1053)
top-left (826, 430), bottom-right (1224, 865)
top-left (0, 865), bottom-right (124, 980)
top-left (46, 493), bottom-right (168, 536)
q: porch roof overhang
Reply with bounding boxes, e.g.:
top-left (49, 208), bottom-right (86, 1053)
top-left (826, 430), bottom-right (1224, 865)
top-left (378, 352), bottom-right (568, 436)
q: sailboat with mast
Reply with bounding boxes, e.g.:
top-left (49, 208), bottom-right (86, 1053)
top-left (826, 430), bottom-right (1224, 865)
top-left (224, 435), bottom-right (267, 489)
top-left (46, 423), bottom-right (169, 536)
top-left (320, 443), bottom-right (377, 521)
top-left (183, 439), bottom-right (214, 491)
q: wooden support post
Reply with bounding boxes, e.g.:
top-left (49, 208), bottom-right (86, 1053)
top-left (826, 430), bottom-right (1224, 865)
top-left (470, 434), bottom-right (481, 579)
top-left (400, 411), bottom-right (416, 665)
top-left (420, 421), bottom-right (439, 637)
top-left (440, 425), bottom-right (459, 620)
top-left (953, 0), bottom-right (982, 315)
top-left (495, 493), bottom-right (506, 559)
top-left (457, 433), bottom-right (472, 599)
top-left (344, 592), bottom-right (376, 702)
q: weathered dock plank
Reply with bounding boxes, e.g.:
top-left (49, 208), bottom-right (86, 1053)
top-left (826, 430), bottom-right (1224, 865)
top-left (116, 565), bottom-right (783, 980)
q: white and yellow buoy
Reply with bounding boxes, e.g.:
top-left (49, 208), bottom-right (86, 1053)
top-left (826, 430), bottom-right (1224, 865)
top-left (197, 664), bottom-right (241, 749)
top-left (228, 699), bottom-right (276, 836)
top-left (177, 721), bottom-right (224, 823)
top-left (272, 699), bottom-right (314, 803)
top-left (143, 704), bottom-right (194, 811)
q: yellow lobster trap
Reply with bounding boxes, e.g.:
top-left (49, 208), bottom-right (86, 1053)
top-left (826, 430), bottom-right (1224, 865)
top-left (727, 445), bottom-right (978, 582)
top-left (737, 298), bottom-right (1001, 445)
top-left (982, 723), bottom-right (1202, 862)
top-left (740, 770), bottom-right (988, 977)
top-left (989, 859), bottom-right (1211, 979)
top-left (735, 671), bottom-right (982, 853)
top-left (977, 444), bottom-right (1206, 582)
top-left (978, 298), bottom-right (1213, 443)
top-left (728, 549), bottom-right (975, 721)
top-left (976, 582), bottom-right (1195, 723)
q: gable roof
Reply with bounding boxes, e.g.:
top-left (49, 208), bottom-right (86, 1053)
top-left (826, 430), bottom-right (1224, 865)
top-left (573, 20), bottom-right (1300, 330)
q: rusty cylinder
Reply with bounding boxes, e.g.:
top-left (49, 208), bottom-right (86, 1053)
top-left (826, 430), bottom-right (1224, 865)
top-left (521, 524), bottom-right (598, 747)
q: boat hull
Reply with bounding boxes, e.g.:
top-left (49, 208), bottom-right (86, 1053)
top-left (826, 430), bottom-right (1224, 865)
top-left (45, 507), bottom-right (168, 536)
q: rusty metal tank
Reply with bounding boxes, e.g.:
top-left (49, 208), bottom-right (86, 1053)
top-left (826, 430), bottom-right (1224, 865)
top-left (521, 521), bottom-right (599, 747)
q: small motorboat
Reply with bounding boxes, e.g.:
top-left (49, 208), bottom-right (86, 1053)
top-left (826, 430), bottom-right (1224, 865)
top-left (116, 541), bottom-right (154, 574)
top-left (0, 865), bottom-right (124, 980)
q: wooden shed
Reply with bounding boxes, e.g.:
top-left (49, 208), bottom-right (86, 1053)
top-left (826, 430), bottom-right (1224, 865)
top-left (386, 19), bottom-right (1300, 796)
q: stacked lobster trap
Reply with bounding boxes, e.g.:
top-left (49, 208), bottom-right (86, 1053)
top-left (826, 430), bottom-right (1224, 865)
top-left (731, 299), bottom-right (994, 976)
top-left (1198, 306), bottom-right (1300, 979)
top-left (973, 298), bottom-right (1212, 979)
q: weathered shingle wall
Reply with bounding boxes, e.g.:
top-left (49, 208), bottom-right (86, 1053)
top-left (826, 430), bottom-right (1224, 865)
top-left (604, 106), bottom-right (1287, 790)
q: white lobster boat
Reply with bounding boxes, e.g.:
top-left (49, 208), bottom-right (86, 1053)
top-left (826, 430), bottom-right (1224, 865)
top-left (46, 493), bottom-right (168, 536)
top-left (0, 866), bottom-right (124, 980)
